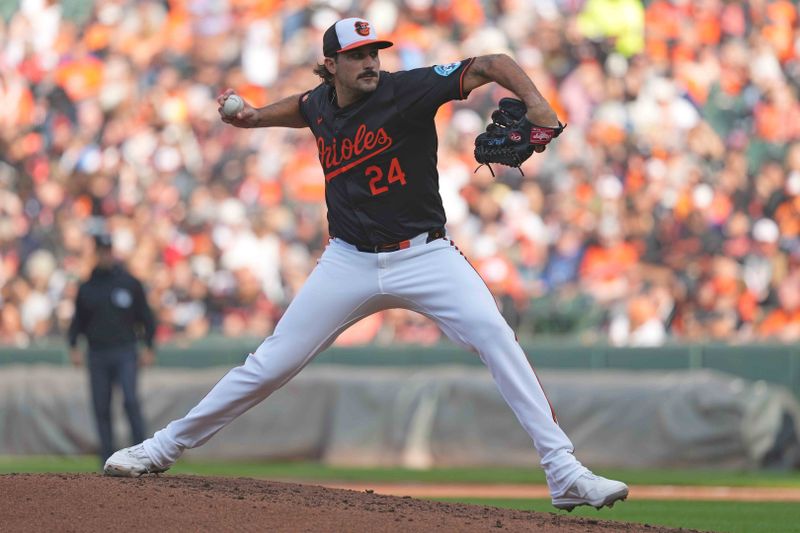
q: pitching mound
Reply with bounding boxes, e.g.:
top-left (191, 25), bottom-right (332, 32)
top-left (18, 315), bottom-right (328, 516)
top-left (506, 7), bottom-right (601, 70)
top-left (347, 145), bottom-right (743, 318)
top-left (1, 473), bottom-right (691, 532)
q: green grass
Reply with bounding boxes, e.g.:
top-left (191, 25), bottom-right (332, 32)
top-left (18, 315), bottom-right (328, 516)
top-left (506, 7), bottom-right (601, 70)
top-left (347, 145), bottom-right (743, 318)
top-left (2, 456), bottom-right (800, 487)
top-left (0, 455), bottom-right (100, 474)
top-left (436, 498), bottom-right (800, 533)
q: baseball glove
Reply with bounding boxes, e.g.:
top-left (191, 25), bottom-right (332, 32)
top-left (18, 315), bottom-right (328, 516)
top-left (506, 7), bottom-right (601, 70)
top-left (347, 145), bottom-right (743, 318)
top-left (474, 97), bottom-right (566, 176)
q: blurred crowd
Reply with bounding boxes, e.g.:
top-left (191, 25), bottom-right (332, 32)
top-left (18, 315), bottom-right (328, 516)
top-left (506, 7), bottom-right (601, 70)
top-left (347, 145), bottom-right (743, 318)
top-left (1, 0), bottom-right (800, 348)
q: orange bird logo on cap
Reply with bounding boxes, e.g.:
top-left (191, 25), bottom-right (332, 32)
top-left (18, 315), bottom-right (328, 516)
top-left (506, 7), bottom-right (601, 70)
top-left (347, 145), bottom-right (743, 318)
top-left (354, 21), bottom-right (370, 36)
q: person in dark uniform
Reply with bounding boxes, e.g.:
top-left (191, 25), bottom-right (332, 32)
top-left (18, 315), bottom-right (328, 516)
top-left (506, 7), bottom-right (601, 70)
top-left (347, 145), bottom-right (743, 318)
top-left (68, 233), bottom-right (156, 464)
top-left (104, 17), bottom-right (628, 512)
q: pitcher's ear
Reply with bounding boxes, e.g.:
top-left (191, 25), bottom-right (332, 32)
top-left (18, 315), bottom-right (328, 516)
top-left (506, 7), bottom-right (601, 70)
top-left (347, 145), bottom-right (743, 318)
top-left (325, 56), bottom-right (337, 74)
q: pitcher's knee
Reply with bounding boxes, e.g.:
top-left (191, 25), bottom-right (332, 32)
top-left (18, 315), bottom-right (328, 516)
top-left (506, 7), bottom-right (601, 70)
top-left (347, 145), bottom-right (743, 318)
top-left (242, 349), bottom-right (303, 390)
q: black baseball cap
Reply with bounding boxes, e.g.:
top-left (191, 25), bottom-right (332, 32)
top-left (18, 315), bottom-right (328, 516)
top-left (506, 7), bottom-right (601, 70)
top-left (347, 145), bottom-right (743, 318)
top-left (94, 234), bottom-right (113, 249)
top-left (323, 17), bottom-right (393, 58)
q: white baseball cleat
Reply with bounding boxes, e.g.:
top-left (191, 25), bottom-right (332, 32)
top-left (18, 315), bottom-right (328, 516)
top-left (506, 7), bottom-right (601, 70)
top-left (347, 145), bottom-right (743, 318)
top-left (551, 472), bottom-right (629, 511)
top-left (104, 444), bottom-right (170, 477)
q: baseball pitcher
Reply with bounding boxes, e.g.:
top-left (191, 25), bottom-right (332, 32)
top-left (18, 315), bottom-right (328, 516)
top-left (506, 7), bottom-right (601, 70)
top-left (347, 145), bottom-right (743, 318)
top-left (104, 17), bottom-right (628, 512)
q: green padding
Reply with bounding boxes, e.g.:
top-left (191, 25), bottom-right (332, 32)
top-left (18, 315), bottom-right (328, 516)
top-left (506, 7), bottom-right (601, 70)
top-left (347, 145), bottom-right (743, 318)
top-left (2, 341), bottom-right (800, 397)
top-left (605, 347), bottom-right (692, 370)
top-left (520, 347), bottom-right (595, 369)
top-left (702, 346), bottom-right (800, 388)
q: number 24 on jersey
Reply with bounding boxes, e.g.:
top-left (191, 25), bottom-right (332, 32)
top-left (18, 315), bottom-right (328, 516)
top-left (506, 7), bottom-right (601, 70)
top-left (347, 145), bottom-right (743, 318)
top-left (367, 157), bottom-right (406, 196)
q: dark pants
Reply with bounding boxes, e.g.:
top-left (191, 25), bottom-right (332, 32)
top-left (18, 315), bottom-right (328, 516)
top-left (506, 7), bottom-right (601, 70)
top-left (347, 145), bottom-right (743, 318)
top-left (87, 344), bottom-right (145, 463)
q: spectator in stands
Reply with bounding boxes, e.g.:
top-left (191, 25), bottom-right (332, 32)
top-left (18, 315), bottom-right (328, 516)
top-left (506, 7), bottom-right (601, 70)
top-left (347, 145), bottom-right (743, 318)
top-left (758, 267), bottom-right (800, 342)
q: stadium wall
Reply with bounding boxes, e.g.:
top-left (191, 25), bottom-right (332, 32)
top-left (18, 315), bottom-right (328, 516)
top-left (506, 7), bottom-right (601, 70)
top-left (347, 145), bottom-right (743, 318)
top-left (2, 341), bottom-right (799, 398)
top-left (2, 364), bottom-right (800, 469)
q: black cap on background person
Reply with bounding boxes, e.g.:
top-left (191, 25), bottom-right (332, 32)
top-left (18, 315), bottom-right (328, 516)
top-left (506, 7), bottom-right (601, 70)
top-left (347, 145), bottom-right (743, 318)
top-left (322, 17), bottom-right (393, 57)
top-left (94, 234), bottom-right (115, 270)
top-left (94, 234), bottom-right (113, 249)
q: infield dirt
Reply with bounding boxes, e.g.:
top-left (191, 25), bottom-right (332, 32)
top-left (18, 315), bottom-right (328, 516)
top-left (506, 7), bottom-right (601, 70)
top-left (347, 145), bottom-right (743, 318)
top-left (0, 473), bottom-right (698, 532)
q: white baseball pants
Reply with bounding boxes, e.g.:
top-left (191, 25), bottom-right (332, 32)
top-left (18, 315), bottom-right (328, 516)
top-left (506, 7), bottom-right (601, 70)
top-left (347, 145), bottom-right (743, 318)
top-left (143, 233), bottom-right (588, 496)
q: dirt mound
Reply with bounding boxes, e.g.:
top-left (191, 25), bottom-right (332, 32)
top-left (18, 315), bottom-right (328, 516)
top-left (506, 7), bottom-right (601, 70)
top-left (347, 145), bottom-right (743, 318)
top-left (1, 473), bottom-right (692, 532)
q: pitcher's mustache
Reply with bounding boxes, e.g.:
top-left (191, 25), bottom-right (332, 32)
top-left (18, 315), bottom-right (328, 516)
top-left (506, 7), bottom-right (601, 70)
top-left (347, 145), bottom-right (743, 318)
top-left (359, 71), bottom-right (377, 79)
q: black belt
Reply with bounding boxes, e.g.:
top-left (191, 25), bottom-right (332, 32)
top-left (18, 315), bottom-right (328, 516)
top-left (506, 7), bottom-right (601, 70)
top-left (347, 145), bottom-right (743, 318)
top-left (354, 228), bottom-right (446, 253)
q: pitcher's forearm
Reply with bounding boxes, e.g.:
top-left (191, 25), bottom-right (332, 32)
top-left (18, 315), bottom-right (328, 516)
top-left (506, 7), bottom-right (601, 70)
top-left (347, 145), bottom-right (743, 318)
top-left (464, 54), bottom-right (559, 127)
top-left (219, 90), bottom-right (308, 129)
top-left (250, 94), bottom-right (308, 128)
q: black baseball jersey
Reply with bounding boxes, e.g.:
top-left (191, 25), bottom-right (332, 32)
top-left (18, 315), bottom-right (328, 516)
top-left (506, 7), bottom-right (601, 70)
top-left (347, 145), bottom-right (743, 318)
top-left (299, 58), bottom-right (475, 246)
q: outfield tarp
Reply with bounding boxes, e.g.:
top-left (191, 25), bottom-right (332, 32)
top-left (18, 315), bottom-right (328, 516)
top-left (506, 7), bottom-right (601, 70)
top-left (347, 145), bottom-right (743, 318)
top-left (1, 365), bottom-right (799, 469)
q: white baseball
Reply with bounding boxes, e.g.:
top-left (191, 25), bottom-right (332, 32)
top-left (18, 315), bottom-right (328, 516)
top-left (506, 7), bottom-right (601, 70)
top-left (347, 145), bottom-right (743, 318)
top-left (222, 94), bottom-right (244, 117)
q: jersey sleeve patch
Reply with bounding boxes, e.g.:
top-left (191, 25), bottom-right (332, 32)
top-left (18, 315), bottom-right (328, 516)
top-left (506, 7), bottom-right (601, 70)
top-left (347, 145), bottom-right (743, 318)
top-left (433, 61), bottom-right (462, 76)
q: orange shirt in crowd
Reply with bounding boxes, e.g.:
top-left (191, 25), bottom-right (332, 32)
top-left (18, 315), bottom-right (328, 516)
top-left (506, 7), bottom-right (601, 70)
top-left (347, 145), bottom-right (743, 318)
top-left (645, 0), bottom-right (686, 63)
top-left (763, 0), bottom-right (797, 62)
top-left (579, 241), bottom-right (639, 280)
top-left (54, 55), bottom-right (104, 101)
top-left (695, 14), bottom-right (722, 47)
top-left (774, 197), bottom-right (800, 238)
top-left (282, 143), bottom-right (326, 204)
top-left (754, 101), bottom-right (800, 143)
top-left (758, 308), bottom-right (800, 336)
top-left (737, 290), bottom-right (759, 323)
